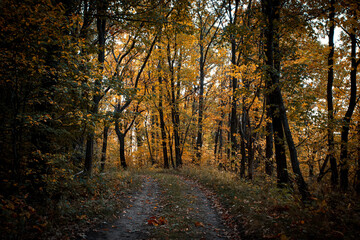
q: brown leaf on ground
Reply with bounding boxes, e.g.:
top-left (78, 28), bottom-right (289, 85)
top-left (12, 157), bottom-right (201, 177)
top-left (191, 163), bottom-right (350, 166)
top-left (195, 221), bottom-right (204, 227)
top-left (148, 216), bottom-right (167, 226)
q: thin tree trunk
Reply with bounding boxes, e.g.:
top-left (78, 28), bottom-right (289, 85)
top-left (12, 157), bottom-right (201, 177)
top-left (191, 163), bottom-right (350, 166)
top-left (115, 121), bottom-right (127, 169)
top-left (327, 0), bottom-right (338, 187)
top-left (247, 114), bottom-right (254, 180)
top-left (279, 95), bottom-right (310, 199)
top-left (158, 73), bottom-right (169, 169)
top-left (144, 118), bottom-right (154, 165)
top-left (119, 132), bottom-right (127, 169)
top-left (240, 137), bottom-right (246, 178)
top-left (265, 97), bottom-right (274, 176)
top-left (195, 39), bottom-right (205, 162)
top-left (100, 124), bottom-right (109, 172)
top-left (340, 28), bottom-right (357, 191)
top-left (355, 121), bottom-right (360, 194)
top-left (84, 1), bottom-right (106, 176)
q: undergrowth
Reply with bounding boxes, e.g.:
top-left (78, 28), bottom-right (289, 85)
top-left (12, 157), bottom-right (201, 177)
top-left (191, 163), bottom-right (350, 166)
top-left (1, 168), bottom-right (142, 240)
top-left (180, 166), bottom-right (360, 240)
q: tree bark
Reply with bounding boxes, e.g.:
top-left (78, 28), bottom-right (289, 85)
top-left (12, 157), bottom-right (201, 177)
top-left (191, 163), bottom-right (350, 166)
top-left (100, 124), bottom-right (109, 172)
top-left (356, 121), bottom-right (360, 194)
top-left (115, 120), bottom-right (128, 169)
top-left (263, 0), bottom-right (309, 199)
top-left (158, 72), bottom-right (169, 169)
top-left (84, 1), bottom-right (106, 176)
top-left (265, 97), bottom-right (274, 176)
top-left (226, 0), bottom-right (240, 165)
top-left (327, 0), bottom-right (338, 187)
top-left (262, 0), bottom-right (289, 186)
top-left (340, 28), bottom-right (357, 191)
top-left (195, 41), bottom-right (205, 162)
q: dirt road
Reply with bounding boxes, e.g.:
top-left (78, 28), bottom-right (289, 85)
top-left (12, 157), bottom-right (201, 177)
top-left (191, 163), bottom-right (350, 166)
top-left (85, 173), bottom-right (235, 239)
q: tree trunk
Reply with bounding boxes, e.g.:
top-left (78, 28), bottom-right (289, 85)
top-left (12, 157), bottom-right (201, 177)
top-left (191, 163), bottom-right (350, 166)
top-left (158, 73), bottom-right (169, 169)
top-left (84, 133), bottom-right (94, 175)
top-left (144, 118), bottom-right (154, 165)
top-left (84, 1), bottom-right (106, 176)
top-left (265, 97), bottom-right (274, 176)
top-left (240, 137), bottom-right (246, 178)
top-left (279, 95), bottom-right (310, 199)
top-left (262, 0), bottom-right (289, 186)
top-left (100, 124), bottom-right (109, 172)
top-left (340, 29), bottom-right (357, 191)
top-left (170, 77), bottom-right (182, 168)
top-left (355, 121), bottom-right (360, 194)
top-left (247, 115), bottom-right (254, 180)
top-left (230, 42), bottom-right (239, 159)
top-left (195, 40), bottom-right (205, 162)
top-left (119, 132), bottom-right (127, 169)
top-left (327, 0), bottom-right (338, 187)
top-left (115, 120), bottom-right (127, 169)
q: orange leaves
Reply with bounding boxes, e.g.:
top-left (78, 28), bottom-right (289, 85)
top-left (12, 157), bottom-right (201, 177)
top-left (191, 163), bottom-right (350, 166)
top-left (147, 216), bottom-right (167, 226)
top-left (194, 221), bottom-right (204, 227)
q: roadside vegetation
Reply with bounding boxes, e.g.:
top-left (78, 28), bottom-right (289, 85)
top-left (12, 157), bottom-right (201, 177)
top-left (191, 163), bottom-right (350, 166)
top-left (181, 166), bottom-right (360, 240)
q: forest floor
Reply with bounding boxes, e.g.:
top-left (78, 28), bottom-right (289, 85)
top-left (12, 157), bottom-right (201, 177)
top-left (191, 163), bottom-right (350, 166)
top-left (84, 172), bottom-right (236, 239)
top-left (24, 167), bottom-right (360, 240)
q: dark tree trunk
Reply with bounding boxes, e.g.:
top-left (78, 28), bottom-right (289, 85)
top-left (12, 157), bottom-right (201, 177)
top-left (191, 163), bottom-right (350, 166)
top-left (263, 0), bottom-right (309, 199)
top-left (119, 132), bottom-right (127, 169)
top-left (84, 134), bottom-right (94, 175)
top-left (279, 94), bottom-right (310, 199)
top-left (144, 119), bottom-right (154, 165)
top-left (327, 0), bottom-right (338, 187)
top-left (84, 1), bottom-right (106, 176)
top-left (265, 97), bottom-right (274, 176)
top-left (115, 121), bottom-right (127, 169)
top-left (167, 42), bottom-right (182, 168)
top-left (100, 124), bottom-right (109, 172)
top-left (195, 41), bottom-right (205, 162)
top-left (356, 122), bottom-right (360, 194)
top-left (262, 0), bottom-right (289, 186)
top-left (240, 137), bottom-right (246, 178)
top-left (214, 123), bottom-right (220, 156)
top-left (340, 28), bottom-right (357, 191)
top-left (247, 115), bottom-right (254, 180)
top-left (158, 73), bottom-right (169, 169)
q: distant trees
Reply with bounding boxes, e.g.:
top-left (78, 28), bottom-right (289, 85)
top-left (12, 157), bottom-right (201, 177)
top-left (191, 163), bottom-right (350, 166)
top-left (1, 0), bottom-right (359, 205)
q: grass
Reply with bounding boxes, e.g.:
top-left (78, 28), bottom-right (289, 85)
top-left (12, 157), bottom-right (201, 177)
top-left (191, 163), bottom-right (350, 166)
top-left (180, 166), bottom-right (360, 240)
top-left (4, 166), bottom-right (359, 239)
top-left (1, 168), bottom-right (143, 240)
top-left (45, 169), bottom-right (144, 239)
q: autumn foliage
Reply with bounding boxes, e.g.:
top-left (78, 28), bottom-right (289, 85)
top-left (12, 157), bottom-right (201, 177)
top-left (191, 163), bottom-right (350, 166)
top-left (0, 0), bottom-right (359, 239)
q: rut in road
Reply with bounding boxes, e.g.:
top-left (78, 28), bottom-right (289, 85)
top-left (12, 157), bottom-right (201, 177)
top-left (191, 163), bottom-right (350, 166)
top-left (84, 174), bottom-right (234, 239)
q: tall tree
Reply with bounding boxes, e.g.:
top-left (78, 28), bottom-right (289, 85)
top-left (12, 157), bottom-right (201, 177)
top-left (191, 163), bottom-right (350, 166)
top-left (339, 0), bottom-right (359, 191)
top-left (325, 0), bottom-right (339, 187)
top-left (262, 0), bottom-right (310, 199)
top-left (262, 0), bottom-right (290, 186)
top-left (84, 0), bottom-right (108, 176)
top-left (193, 0), bottom-right (224, 162)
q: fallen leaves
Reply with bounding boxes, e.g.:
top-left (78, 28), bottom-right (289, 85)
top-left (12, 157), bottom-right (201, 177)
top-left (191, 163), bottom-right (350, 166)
top-left (194, 221), bottom-right (204, 227)
top-left (147, 216), bottom-right (167, 226)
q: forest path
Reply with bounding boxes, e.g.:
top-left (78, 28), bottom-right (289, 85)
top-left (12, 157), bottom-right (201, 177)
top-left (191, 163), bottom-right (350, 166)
top-left (84, 172), bottom-right (235, 239)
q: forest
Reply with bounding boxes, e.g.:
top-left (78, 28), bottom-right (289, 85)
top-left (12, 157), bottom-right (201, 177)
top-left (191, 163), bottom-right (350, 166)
top-left (0, 0), bottom-right (359, 239)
